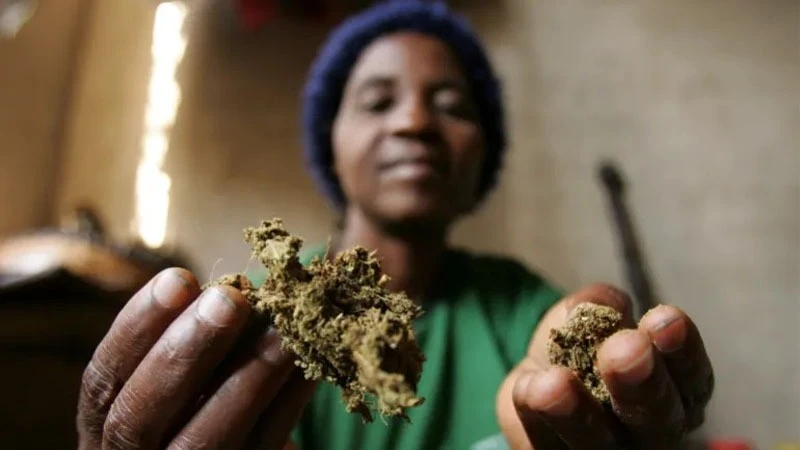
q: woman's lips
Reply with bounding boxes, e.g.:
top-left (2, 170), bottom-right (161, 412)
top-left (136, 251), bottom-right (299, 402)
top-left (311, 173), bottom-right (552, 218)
top-left (380, 159), bottom-right (443, 182)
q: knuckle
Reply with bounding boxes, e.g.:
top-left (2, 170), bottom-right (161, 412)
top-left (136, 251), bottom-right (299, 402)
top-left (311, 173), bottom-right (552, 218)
top-left (103, 389), bottom-right (155, 449)
top-left (103, 395), bottom-right (148, 450)
top-left (169, 432), bottom-right (212, 450)
top-left (79, 359), bottom-right (119, 421)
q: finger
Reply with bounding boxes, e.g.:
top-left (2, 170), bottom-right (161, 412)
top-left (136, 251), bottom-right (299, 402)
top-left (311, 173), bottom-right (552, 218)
top-left (512, 370), bottom-right (568, 450)
top-left (597, 330), bottom-right (686, 449)
top-left (77, 268), bottom-right (199, 447)
top-left (639, 305), bottom-right (714, 429)
top-left (103, 285), bottom-right (251, 450)
top-left (246, 369), bottom-right (318, 450)
top-left (526, 284), bottom-right (635, 367)
top-left (562, 283), bottom-right (635, 327)
top-left (168, 328), bottom-right (296, 450)
top-left (515, 366), bottom-right (619, 450)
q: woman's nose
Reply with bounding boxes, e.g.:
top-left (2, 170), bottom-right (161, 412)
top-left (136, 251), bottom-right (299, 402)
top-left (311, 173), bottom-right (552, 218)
top-left (386, 97), bottom-right (435, 137)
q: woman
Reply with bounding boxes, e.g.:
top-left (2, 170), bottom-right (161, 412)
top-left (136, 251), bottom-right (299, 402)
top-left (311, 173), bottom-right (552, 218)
top-left (76, 2), bottom-right (714, 449)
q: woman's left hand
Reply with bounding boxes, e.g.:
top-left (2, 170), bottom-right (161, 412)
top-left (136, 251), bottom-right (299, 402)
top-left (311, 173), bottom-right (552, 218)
top-left (497, 284), bottom-right (714, 450)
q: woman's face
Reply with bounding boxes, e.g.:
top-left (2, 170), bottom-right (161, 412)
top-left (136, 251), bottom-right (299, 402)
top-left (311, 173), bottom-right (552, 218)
top-left (332, 32), bottom-right (485, 232)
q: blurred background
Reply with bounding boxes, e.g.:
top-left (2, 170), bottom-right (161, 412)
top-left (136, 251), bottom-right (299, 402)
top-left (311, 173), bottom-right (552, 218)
top-left (0, 0), bottom-right (797, 448)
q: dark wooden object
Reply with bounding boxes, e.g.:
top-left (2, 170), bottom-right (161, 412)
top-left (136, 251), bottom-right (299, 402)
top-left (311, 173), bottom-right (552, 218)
top-left (598, 161), bottom-right (659, 317)
top-left (0, 269), bottom-right (128, 449)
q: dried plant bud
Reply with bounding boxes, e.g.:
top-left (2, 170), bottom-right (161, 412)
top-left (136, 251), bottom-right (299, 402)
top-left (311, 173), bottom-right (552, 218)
top-left (547, 303), bottom-right (623, 404)
top-left (209, 219), bottom-right (425, 422)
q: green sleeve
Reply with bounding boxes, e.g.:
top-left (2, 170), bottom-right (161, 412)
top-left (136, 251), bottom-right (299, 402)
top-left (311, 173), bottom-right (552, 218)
top-left (467, 254), bottom-right (564, 367)
top-left (500, 260), bottom-right (565, 365)
top-left (290, 427), bottom-right (303, 449)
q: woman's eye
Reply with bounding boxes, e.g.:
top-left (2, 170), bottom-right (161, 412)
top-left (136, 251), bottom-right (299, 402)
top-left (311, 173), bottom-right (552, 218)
top-left (357, 91), bottom-right (394, 114)
top-left (433, 90), bottom-right (476, 120)
top-left (363, 97), bottom-right (393, 113)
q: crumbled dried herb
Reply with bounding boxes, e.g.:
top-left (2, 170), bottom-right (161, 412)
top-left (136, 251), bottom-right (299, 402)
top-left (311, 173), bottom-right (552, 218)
top-left (207, 219), bottom-right (426, 422)
top-left (546, 303), bottom-right (623, 404)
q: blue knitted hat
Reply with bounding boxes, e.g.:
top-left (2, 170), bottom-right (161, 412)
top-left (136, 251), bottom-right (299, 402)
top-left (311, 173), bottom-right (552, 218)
top-left (302, 0), bottom-right (506, 209)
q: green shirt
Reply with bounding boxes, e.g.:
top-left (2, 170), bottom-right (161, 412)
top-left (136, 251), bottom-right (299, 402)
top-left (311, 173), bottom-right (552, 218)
top-left (254, 247), bottom-right (563, 450)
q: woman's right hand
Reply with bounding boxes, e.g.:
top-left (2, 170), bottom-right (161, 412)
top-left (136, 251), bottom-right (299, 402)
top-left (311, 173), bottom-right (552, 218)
top-left (77, 268), bottom-right (315, 450)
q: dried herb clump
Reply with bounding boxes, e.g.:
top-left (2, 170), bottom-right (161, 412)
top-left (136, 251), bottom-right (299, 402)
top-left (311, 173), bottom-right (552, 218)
top-left (208, 219), bottom-right (425, 422)
top-left (547, 303), bottom-right (623, 404)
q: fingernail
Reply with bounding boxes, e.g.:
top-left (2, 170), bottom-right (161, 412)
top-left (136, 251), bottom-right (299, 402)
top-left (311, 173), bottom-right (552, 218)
top-left (614, 346), bottom-right (655, 384)
top-left (197, 288), bottom-right (239, 326)
top-left (653, 314), bottom-right (681, 331)
top-left (152, 270), bottom-right (190, 309)
top-left (652, 316), bottom-right (685, 353)
top-left (258, 328), bottom-right (290, 365)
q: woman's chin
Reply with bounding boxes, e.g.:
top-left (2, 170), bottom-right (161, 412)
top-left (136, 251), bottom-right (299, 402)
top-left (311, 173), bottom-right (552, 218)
top-left (373, 191), bottom-right (457, 231)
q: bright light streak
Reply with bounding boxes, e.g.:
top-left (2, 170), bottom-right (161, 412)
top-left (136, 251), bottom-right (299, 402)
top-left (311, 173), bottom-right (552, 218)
top-left (134, 1), bottom-right (187, 248)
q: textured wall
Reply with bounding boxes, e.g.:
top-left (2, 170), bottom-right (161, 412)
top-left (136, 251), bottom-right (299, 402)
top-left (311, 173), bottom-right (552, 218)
top-left (53, 0), bottom-right (155, 242)
top-left (54, 0), bottom-right (799, 445)
top-left (0, 0), bottom-right (85, 236)
top-left (471, 1), bottom-right (800, 444)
